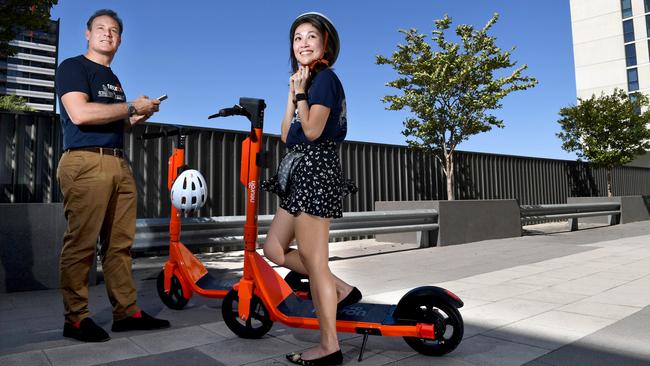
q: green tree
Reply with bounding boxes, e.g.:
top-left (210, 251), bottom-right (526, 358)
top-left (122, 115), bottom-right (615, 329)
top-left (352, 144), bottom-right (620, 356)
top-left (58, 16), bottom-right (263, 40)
top-left (0, 0), bottom-right (58, 57)
top-left (0, 94), bottom-right (35, 112)
top-left (376, 13), bottom-right (537, 200)
top-left (557, 89), bottom-right (650, 197)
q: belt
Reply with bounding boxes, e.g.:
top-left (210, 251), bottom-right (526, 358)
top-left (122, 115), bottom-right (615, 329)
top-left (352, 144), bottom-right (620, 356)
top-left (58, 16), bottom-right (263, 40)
top-left (67, 147), bottom-right (124, 158)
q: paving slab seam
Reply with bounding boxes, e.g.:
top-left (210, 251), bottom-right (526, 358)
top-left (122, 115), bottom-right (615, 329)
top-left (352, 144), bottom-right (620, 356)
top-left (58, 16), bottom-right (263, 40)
top-left (479, 332), bottom-right (554, 353)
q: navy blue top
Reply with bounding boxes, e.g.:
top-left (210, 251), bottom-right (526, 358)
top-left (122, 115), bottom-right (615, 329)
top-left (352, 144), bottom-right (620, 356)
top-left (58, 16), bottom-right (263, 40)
top-left (55, 55), bottom-right (126, 150)
top-left (286, 67), bottom-right (347, 147)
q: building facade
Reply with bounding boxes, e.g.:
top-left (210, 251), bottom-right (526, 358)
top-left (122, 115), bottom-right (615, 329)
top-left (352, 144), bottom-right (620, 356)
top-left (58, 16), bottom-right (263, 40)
top-left (0, 20), bottom-right (59, 113)
top-left (570, 0), bottom-right (650, 167)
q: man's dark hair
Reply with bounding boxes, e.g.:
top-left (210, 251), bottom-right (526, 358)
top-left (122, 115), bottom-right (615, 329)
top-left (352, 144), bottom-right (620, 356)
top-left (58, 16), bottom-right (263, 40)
top-left (86, 9), bottom-right (123, 35)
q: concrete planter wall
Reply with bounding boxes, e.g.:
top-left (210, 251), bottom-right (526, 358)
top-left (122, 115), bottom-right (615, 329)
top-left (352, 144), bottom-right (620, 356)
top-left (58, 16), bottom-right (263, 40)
top-left (0, 203), bottom-right (96, 293)
top-left (376, 200), bottom-right (521, 246)
top-left (567, 196), bottom-right (650, 224)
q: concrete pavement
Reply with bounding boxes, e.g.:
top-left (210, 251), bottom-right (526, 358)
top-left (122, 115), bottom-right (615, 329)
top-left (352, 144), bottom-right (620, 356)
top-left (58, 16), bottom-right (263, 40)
top-left (1, 221), bottom-right (650, 365)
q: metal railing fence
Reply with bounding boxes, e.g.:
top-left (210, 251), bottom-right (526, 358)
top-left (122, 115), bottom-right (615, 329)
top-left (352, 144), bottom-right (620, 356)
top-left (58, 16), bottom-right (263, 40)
top-left (3, 112), bottom-right (650, 217)
top-left (133, 209), bottom-right (438, 254)
top-left (520, 202), bottom-right (621, 230)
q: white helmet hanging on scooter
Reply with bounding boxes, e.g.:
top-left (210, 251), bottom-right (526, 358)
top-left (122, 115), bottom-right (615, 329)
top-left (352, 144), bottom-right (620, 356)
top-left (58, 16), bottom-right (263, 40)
top-left (170, 169), bottom-right (207, 212)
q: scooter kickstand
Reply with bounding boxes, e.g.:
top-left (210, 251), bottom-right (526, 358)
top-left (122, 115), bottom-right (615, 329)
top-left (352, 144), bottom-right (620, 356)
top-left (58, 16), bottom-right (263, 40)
top-left (358, 331), bottom-right (370, 362)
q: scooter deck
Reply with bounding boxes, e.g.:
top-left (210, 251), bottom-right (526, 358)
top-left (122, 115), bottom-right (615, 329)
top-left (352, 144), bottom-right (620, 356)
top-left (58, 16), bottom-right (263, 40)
top-left (277, 293), bottom-right (400, 325)
top-left (195, 271), bottom-right (236, 291)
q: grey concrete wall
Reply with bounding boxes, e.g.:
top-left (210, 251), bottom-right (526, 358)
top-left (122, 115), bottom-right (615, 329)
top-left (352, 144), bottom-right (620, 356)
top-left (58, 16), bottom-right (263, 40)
top-left (0, 204), bottom-right (65, 292)
top-left (0, 203), bottom-right (97, 292)
top-left (568, 196), bottom-right (650, 224)
top-left (376, 200), bottom-right (522, 246)
top-left (374, 201), bottom-right (439, 246)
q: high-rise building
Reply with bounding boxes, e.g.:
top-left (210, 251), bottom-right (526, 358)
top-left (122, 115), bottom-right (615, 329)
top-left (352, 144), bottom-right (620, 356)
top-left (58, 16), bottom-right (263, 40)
top-left (0, 19), bottom-right (59, 113)
top-left (570, 0), bottom-right (650, 167)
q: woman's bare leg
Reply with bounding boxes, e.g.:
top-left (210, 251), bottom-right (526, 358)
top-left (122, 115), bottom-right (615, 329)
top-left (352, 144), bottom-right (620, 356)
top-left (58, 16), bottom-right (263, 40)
top-left (294, 213), bottom-right (339, 360)
top-left (263, 208), bottom-right (355, 301)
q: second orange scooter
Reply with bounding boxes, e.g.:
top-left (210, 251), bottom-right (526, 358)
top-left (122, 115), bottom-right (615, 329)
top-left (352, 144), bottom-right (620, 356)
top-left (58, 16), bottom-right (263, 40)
top-left (210, 97), bottom-right (465, 361)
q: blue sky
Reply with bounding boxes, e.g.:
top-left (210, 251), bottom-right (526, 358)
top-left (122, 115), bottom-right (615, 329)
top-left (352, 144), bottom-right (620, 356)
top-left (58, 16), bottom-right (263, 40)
top-left (51, 1), bottom-right (577, 160)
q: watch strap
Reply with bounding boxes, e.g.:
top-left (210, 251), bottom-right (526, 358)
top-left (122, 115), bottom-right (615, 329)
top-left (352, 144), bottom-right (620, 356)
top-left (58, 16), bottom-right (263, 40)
top-left (295, 93), bottom-right (308, 102)
top-left (127, 102), bottom-right (137, 117)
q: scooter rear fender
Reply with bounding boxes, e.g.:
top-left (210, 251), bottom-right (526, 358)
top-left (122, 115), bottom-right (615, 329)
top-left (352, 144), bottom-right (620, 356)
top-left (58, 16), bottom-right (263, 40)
top-left (393, 286), bottom-right (463, 321)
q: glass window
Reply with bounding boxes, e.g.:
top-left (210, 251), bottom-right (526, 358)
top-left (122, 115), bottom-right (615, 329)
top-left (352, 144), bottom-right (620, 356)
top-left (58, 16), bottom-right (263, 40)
top-left (622, 0), bottom-right (633, 18)
top-left (629, 93), bottom-right (642, 115)
top-left (627, 68), bottom-right (639, 91)
top-left (647, 15), bottom-right (650, 36)
top-left (626, 43), bottom-right (637, 66)
top-left (623, 19), bottom-right (635, 42)
top-left (646, 0), bottom-right (650, 13)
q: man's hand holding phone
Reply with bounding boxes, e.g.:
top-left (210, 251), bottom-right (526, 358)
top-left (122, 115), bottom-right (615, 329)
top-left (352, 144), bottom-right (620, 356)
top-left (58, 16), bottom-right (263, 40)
top-left (129, 95), bottom-right (166, 125)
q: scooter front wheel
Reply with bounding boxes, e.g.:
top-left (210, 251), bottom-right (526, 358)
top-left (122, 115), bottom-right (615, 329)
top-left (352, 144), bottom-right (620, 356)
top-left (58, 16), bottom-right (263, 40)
top-left (221, 289), bottom-right (273, 339)
top-left (402, 300), bottom-right (463, 356)
top-left (156, 270), bottom-right (190, 310)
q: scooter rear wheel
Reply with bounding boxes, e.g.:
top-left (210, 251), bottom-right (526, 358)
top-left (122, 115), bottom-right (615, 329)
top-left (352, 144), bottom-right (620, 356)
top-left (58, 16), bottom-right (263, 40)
top-left (156, 270), bottom-right (190, 310)
top-left (221, 289), bottom-right (273, 339)
top-left (402, 300), bottom-right (463, 356)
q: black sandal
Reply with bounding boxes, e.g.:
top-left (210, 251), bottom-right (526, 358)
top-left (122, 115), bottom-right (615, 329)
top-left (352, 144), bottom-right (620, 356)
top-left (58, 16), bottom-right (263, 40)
top-left (286, 350), bottom-right (343, 365)
top-left (337, 287), bottom-right (362, 311)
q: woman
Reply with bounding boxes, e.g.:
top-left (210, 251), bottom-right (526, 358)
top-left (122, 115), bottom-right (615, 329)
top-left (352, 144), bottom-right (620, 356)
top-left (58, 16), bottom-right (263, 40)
top-left (262, 12), bottom-right (360, 366)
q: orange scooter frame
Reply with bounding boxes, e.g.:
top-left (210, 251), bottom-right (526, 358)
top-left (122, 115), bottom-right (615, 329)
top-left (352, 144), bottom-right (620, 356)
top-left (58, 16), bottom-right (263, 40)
top-left (140, 129), bottom-right (230, 311)
top-left (214, 98), bottom-right (465, 361)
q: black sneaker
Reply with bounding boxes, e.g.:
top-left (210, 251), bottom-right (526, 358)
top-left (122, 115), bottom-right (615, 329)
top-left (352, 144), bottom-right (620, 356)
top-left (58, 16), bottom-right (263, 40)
top-left (63, 318), bottom-right (110, 342)
top-left (111, 311), bottom-right (170, 332)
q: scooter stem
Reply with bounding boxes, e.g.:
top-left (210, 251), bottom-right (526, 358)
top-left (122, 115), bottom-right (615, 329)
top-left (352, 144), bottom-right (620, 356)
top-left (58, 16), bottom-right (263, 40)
top-left (168, 138), bottom-right (186, 243)
top-left (237, 98), bottom-right (266, 254)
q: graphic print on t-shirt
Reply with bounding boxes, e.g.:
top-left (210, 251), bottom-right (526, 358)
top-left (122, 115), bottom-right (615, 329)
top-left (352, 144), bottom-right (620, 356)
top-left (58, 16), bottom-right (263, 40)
top-left (98, 83), bottom-right (126, 101)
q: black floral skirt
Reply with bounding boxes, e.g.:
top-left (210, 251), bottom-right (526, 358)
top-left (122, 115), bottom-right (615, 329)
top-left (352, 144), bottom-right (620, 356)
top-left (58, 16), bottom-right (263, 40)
top-left (262, 141), bottom-right (357, 218)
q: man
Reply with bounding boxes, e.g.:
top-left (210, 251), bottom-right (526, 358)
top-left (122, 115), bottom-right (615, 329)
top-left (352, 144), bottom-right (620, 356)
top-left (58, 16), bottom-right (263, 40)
top-left (55, 9), bottom-right (169, 342)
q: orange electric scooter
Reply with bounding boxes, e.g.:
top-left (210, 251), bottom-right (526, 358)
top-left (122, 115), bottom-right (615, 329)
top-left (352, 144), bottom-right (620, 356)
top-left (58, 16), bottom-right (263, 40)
top-left (208, 97), bottom-right (464, 361)
top-left (139, 127), bottom-right (231, 309)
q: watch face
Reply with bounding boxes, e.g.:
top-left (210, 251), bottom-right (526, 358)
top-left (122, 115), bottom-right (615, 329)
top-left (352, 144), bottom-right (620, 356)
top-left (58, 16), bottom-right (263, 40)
top-left (128, 105), bottom-right (137, 116)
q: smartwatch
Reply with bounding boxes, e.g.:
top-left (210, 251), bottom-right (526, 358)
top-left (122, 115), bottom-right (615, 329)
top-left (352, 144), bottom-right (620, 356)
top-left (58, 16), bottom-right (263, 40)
top-left (295, 93), bottom-right (308, 103)
top-left (127, 102), bottom-right (137, 117)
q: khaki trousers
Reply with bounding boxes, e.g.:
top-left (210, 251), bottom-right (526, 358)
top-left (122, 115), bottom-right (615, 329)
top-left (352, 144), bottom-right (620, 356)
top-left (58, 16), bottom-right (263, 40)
top-left (56, 150), bottom-right (140, 323)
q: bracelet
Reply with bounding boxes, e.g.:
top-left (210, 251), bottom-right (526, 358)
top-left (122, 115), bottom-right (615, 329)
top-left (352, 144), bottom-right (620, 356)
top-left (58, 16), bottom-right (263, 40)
top-left (295, 93), bottom-right (308, 102)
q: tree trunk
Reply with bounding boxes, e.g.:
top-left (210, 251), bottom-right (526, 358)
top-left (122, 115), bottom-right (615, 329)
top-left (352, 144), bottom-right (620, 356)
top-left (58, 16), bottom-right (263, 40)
top-left (445, 151), bottom-right (455, 200)
top-left (607, 169), bottom-right (613, 197)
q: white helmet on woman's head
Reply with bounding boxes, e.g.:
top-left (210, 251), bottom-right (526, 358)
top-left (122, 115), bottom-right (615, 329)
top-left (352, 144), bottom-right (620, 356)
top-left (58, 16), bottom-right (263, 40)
top-left (170, 169), bottom-right (207, 212)
top-left (289, 12), bottom-right (340, 72)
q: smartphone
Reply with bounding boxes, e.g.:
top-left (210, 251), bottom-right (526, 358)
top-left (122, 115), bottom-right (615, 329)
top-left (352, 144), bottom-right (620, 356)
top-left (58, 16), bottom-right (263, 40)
top-left (157, 94), bottom-right (168, 102)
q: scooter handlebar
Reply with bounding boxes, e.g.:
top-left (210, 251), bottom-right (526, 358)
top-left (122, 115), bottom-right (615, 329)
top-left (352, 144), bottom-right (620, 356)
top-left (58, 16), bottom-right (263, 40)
top-left (208, 104), bottom-right (248, 119)
top-left (137, 127), bottom-right (197, 140)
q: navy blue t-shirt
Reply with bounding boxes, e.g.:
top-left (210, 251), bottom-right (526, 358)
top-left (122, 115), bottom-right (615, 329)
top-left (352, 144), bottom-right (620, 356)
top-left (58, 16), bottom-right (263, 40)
top-left (286, 67), bottom-right (347, 147)
top-left (55, 55), bottom-right (126, 150)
